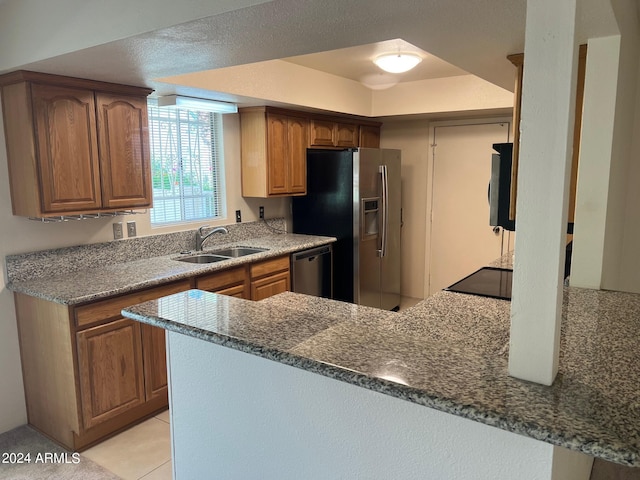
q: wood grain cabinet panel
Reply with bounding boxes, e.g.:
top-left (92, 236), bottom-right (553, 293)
top-left (96, 93), bottom-right (152, 208)
top-left (240, 107), bottom-right (308, 197)
top-left (31, 84), bottom-right (102, 213)
top-left (266, 114), bottom-right (289, 195)
top-left (287, 116), bottom-right (308, 194)
top-left (310, 120), bottom-right (359, 148)
top-left (141, 323), bottom-right (169, 401)
top-left (359, 125), bottom-right (381, 148)
top-left (76, 319), bottom-right (145, 430)
top-left (251, 270), bottom-right (290, 301)
top-left (196, 266), bottom-right (249, 299)
top-left (249, 255), bottom-right (291, 301)
top-left (0, 71), bottom-right (152, 217)
top-left (334, 123), bottom-right (359, 147)
top-left (309, 119), bottom-right (336, 147)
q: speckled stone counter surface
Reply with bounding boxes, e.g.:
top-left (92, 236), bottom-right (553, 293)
top-left (122, 287), bottom-right (640, 467)
top-left (6, 225), bottom-right (335, 304)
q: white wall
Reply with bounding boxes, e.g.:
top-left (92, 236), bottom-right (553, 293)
top-left (571, 0), bottom-right (640, 293)
top-left (0, 108), bottom-right (286, 434)
top-left (168, 330), bottom-right (591, 480)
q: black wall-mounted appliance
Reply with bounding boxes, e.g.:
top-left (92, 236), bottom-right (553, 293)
top-left (489, 143), bottom-right (515, 231)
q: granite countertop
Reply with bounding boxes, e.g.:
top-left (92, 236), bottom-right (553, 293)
top-left (122, 286), bottom-right (640, 467)
top-left (7, 234), bottom-right (335, 305)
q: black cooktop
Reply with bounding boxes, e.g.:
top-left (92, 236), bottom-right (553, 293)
top-left (445, 267), bottom-right (513, 301)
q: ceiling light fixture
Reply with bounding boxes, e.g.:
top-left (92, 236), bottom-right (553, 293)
top-left (157, 95), bottom-right (238, 114)
top-left (373, 53), bottom-right (422, 74)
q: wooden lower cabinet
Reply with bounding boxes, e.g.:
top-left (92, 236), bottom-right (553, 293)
top-left (140, 323), bottom-right (170, 401)
top-left (14, 280), bottom-right (190, 451)
top-left (251, 270), bottom-right (290, 300)
top-left (250, 256), bottom-right (291, 301)
top-left (15, 255), bottom-right (293, 451)
top-left (76, 319), bottom-right (146, 430)
top-left (196, 256), bottom-right (291, 301)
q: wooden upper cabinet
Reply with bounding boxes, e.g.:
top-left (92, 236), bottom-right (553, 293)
top-left (359, 125), bottom-right (381, 148)
top-left (309, 119), bottom-right (336, 147)
top-left (240, 107), bottom-right (308, 198)
top-left (0, 71), bottom-right (153, 217)
top-left (31, 84), bottom-right (103, 213)
top-left (310, 119), bottom-right (359, 148)
top-left (240, 106), bottom-right (381, 197)
top-left (287, 116), bottom-right (308, 194)
top-left (96, 93), bottom-right (152, 209)
top-left (334, 123), bottom-right (359, 147)
top-left (266, 113), bottom-right (289, 195)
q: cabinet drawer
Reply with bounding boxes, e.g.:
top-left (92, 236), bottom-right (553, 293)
top-left (250, 256), bottom-right (289, 279)
top-left (74, 280), bottom-right (191, 329)
top-left (196, 267), bottom-right (246, 292)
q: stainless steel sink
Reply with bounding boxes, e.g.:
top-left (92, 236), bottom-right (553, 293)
top-left (174, 247), bottom-right (268, 264)
top-left (209, 247), bottom-right (268, 258)
top-left (175, 254), bottom-right (229, 264)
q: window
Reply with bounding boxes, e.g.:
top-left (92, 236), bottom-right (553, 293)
top-left (147, 101), bottom-right (225, 225)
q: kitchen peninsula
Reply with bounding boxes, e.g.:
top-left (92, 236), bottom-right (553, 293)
top-left (122, 279), bottom-right (640, 479)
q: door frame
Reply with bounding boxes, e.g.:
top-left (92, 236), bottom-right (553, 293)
top-left (424, 117), bottom-right (513, 298)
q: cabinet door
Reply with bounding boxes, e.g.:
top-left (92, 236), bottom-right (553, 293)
top-left (31, 84), bottom-right (102, 213)
top-left (96, 93), bottom-right (152, 209)
top-left (251, 271), bottom-right (291, 301)
top-left (287, 116), bottom-right (307, 194)
top-left (76, 319), bottom-right (145, 430)
top-left (310, 119), bottom-right (335, 147)
top-left (335, 123), bottom-right (358, 147)
top-left (359, 125), bottom-right (381, 148)
top-left (140, 324), bottom-right (168, 402)
top-left (267, 114), bottom-right (289, 195)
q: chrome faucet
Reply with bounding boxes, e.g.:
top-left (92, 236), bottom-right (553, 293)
top-left (195, 225), bottom-right (228, 251)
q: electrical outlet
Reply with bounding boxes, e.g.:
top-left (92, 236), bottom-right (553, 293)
top-left (126, 221), bottom-right (137, 237)
top-left (259, 206), bottom-right (264, 219)
top-left (236, 210), bottom-right (242, 223)
top-left (112, 222), bottom-right (123, 240)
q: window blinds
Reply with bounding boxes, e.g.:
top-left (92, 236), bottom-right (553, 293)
top-left (147, 104), bottom-right (225, 225)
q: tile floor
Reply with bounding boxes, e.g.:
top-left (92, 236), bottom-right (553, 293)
top-left (82, 409), bottom-right (172, 480)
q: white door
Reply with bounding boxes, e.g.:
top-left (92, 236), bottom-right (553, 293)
top-left (429, 122), bottom-right (513, 296)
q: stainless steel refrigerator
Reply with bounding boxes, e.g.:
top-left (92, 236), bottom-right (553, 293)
top-left (292, 148), bottom-right (401, 311)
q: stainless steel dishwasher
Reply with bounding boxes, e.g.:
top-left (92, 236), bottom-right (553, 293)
top-left (291, 245), bottom-right (333, 298)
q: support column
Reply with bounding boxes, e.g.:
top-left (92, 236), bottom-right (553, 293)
top-left (508, 0), bottom-right (579, 385)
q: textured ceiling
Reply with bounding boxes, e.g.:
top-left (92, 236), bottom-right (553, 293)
top-left (8, 0), bottom-right (622, 105)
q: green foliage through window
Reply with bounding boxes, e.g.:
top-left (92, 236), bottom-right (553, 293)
top-left (147, 103), bottom-right (225, 224)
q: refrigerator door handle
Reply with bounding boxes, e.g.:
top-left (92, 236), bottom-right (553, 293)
top-left (379, 164), bottom-right (389, 257)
